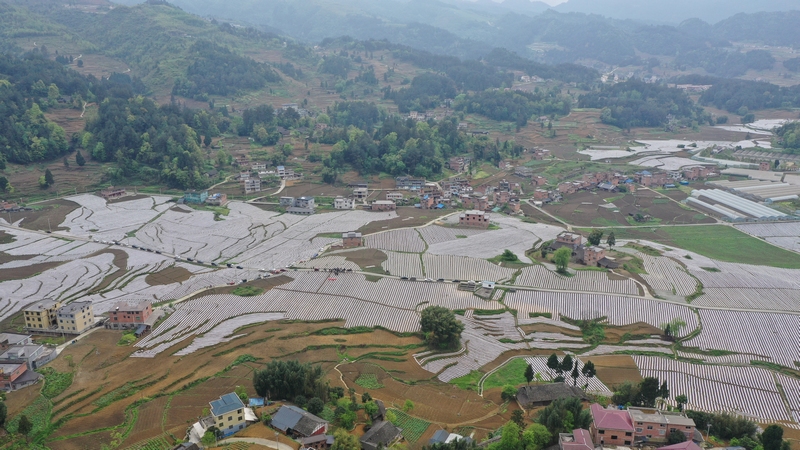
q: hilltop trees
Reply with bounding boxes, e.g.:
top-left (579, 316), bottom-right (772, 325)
top-left (252, 360), bottom-right (328, 402)
top-left (420, 306), bottom-right (464, 350)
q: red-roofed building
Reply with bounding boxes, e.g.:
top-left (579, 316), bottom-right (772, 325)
top-left (559, 429), bottom-right (594, 450)
top-left (590, 403), bottom-right (634, 446)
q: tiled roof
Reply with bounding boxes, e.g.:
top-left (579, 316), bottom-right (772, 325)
top-left (590, 403), bottom-right (634, 431)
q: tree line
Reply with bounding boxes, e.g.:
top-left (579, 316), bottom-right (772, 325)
top-left (579, 80), bottom-right (710, 129)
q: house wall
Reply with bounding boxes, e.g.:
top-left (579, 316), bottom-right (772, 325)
top-left (214, 407), bottom-right (246, 437)
top-left (57, 304), bottom-right (94, 334)
top-left (108, 304), bottom-right (153, 328)
top-left (591, 426), bottom-right (633, 446)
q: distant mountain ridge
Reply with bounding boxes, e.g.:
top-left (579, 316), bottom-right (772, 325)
top-left (553, 0), bottom-right (800, 25)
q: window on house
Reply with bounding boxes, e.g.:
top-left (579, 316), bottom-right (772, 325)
top-left (625, 432), bottom-right (632, 436)
top-left (611, 436), bottom-right (618, 440)
top-left (625, 441), bottom-right (632, 446)
top-left (599, 430), bottom-right (605, 435)
top-left (647, 426), bottom-right (653, 430)
top-left (635, 428), bottom-right (643, 433)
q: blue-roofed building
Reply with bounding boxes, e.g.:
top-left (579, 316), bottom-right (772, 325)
top-left (210, 393), bottom-right (246, 436)
top-left (429, 430), bottom-right (450, 445)
top-left (271, 405), bottom-right (328, 438)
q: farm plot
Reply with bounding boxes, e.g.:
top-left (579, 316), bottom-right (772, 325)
top-left (685, 310), bottom-right (799, 368)
top-left (417, 226), bottom-right (487, 246)
top-left (422, 254), bottom-right (516, 282)
top-left (634, 356), bottom-right (794, 422)
top-left (297, 256), bottom-right (360, 271)
top-left (174, 312), bottom-right (285, 355)
top-left (422, 313), bottom-right (530, 382)
top-left (365, 228), bottom-right (426, 253)
top-left (382, 251), bottom-right (424, 278)
top-left (0, 253), bottom-right (117, 321)
top-left (523, 356), bottom-right (613, 395)
top-left (387, 408), bottom-right (431, 443)
top-left (639, 255), bottom-right (698, 298)
top-left (135, 272), bottom-right (499, 357)
top-left (505, 291), bottom-right (697, 337)
top-left (60, 194), bottom-right (173, 240)
top-left (693, 288), bottom-right (800, 312)
top-left (426, 217), bottom-right (561, 264)
top-left (736, 222), bottom-right (800, 253)
top-left (777, 374), bottom-right (800, 423)
top-left (515, 265), bottom-right (639, 295)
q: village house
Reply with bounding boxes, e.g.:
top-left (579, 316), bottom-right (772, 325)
top-left (508, 198), bottom-right (521, 213)
top-left (449, 156), bottom-right (471, 172)
top-left (533, 176), bottom-right (548, 186)
top-left (24, 299), bottom-right (61, 331)
top-left (281, 197), bottom-right (316, 215)
top-left (461, 194), bottom-right (489, 211)
top-left (531, 148), bottom-right (550, 160)
top-left (342, 231), bottom-right (363, 248)
top-left (334, 196), bottom-right (356, 210)
top-left (99, 186), bottom-right (126, 200)
top-left (557, 182), bottom-right (578, 195)
top-left (211, 393), bottom-right (247, 437)
top-left (494, 190), bottom-right (511, 205)
top-left (515, 166), bottom-right (535, 178)
top-left (559, 429), bottom-right (594, 450)
top-left (251, 163), bottom-right (267, 172)
top-left (386, 192), bottom-right (404, 202)
top-left (459, 210), bottom-right (490, 228)
top-left (239, 171), bottom-right (251, 180)
top-left (628, 408), bottom-right (696, 443)
top-left (370, 200), bottom-right (397, 212)
top-left (0, 361), bottom-right (39, 392)
top-left (395, 176), bottom-right (426, 191)
top-left (533, 189), bottom-right (550, 201)
top-left (517, 384), bottom-right (587, 409)
top-left (205, 193), bottom-right (229, 207)
top-left (183, 190), bottom-right (208, 204)
top-left (353, 187), bottom-right (369, 200)
top-left (682, 166), bottom-right (716, 181)
top-left (57, 301), bottom-right (94, 334)
top-left (360, 421), bottom-right (404, 450)
top-left (552, 232), bottom-right (582, 250)
top-left (581, 246), bottom-right (606, 266)
top-left (242, 178), bottom-right (262, 194)
top-left (0, 333), bottom-right (31, 352)
top-left (272, 405), bottom-right (329, 438)
top-left (590, 403), bottom-right (635, 446)
top-left (107, 300), bottom-right (153, 330)
top-left (0, 342), bottom-right (56, 370)
top-left (301, 435), bottom-right (335, 450)
top-left (0, 201), bottom-right (19, 212)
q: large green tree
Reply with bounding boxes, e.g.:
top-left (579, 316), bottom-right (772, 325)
top-left (535, 397), bottom-right (592, 441)
top-left (587, 229), bottom-right (603, 246)
top-left (252, 360), bottom-right (327, 402)
top-left (553, 247), bottom-right (571, 274)
top-left (761, 425), bottom-right (784, 450)
top-left (420, 306), bottom-right (464, 350)
top-left (522, 423), bottom-right (551, 450)
top-left (331, 429), bottom-right (360, 450)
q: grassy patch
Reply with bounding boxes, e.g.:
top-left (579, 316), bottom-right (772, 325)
top-left (39, 368), bottom-right (74, 399)
top-left (354, 374), bottom-right (385, 389)
top-left (701, 267), bottom-right (721, 272)
top-left (483, 358), bottom-right (529, 390)
top-left (449, 370), bottom-right (483, 391)
top-left (231, 285), bottom-right (264, 296)
top-left (388, 409), bottom-right (431, 443)
top-left (315, 326), bottom-right (373, 335)
top-left (609, 225), bottom-right (800, 268)
top-left (117, 332), bottom-right (137, 346)
top-left (528, 312), bottom-right (553, 319)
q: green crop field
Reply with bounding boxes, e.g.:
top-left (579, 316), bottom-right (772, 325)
top-left (355, 374), bottom-right (385, 390)
top-left (602, 225), bottom-right (800, 268)
top-left (388, 409), bottom-right (431, 443)
top-left (483, 358), bottom-right (529, 390)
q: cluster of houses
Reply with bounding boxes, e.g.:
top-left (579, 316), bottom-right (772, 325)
top-left (550, 231), bottom-right (620, 269)
top-left (238, 164), bottom-right (304, 194)
top-left (516, 384), bottom-right (700, 449)
top-left (0, 332), bottom-right (56, 391)
top-left (0, 298), bottom-right (158, 392)
top-left (0, 200), bottom-right (25, 212)
top-left (188, 394), bottom-right (405, 450)
top-left (182, 190), bottom-right (229, 207)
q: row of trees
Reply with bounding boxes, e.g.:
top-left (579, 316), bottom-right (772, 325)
top-left (454, 88), bottom-right (571, 128)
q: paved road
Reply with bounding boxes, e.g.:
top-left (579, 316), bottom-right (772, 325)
top-left (219, 437), bottom-right (294, 450)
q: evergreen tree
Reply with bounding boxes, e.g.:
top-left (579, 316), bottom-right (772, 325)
top-left (525, 364), bottom-right (535, 385)
top-left (18, 414), bottom-right (32, 437)
top-left (546, 354), bottom-right (560, 376)
top-left (76, 150), bottom-right (86, 167)
top-left (44, 169), bottom-right (54, 186)
top-left (606, 232), bottom-right (616, 247)
top-left (560, 354), bottom-right (573, 377)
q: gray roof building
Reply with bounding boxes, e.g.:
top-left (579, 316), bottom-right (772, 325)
top-left (517, 383), bottom-right (587, 409)
top-left (271, 405), bottom-right (329, 437)
top-left (360, 420), bottom-right (403, 450)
